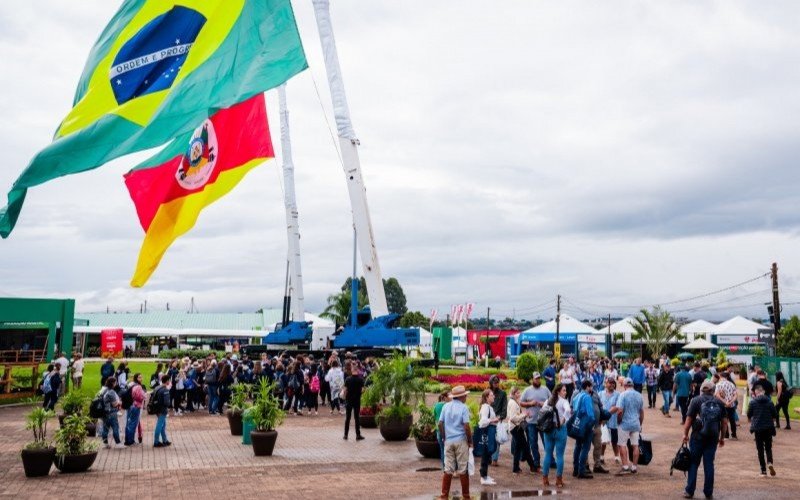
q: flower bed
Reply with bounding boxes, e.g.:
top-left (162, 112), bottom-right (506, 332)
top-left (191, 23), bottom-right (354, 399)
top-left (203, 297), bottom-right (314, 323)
top-left (430, 373), bottom-right (507, 385)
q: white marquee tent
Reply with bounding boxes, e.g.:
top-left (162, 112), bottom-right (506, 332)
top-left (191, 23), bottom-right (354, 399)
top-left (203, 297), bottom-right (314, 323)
top-left (681, 319), bottom-right (717, 342)
top-left (521, 314), bottom-right (597, 334)
top-left (713, 316), bottom-right (766, 335)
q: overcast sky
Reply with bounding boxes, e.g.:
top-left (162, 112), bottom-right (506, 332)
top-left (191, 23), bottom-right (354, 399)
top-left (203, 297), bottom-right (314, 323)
top-left (1, 0), bottom-right (799, 322)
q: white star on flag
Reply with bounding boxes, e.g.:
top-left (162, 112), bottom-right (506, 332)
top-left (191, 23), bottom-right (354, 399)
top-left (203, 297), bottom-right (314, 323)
top-left (175, 38), bottom-right (181, 44)
top-left (116, 79), bottom-right (122, 85)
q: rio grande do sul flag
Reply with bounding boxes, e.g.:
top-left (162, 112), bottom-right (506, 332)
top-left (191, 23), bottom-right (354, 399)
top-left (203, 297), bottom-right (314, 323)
top-left (0, 0), bottom-right (306, 239)
top-left (125, 94), bottom-right (272, 287)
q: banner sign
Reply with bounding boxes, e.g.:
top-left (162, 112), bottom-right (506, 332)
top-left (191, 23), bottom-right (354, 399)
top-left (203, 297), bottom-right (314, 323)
top-left (720, 344), bottom-right (765, 354)
top-left (100, 329), bottom-right (124, 357)
top-left (578, 334), bottom-right (606, 344)
top-left (715, 335), bottom-right (762, 345)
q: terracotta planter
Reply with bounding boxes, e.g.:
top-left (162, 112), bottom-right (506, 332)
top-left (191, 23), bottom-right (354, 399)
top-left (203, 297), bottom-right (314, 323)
top-left (250, 430), bottom-right (278, 456)
top-left (415, 438), bottom-right (441, 459)
top-left (20, 447), bottom-right (55, 477)
top-left (227, 410), bottom-right (244, 436)
top-left (53, 451), bottom-right (98, 473)
top-left (359, 414), bottom-right (377, 429)
top-left (379, 414), bottom-right (413, 441)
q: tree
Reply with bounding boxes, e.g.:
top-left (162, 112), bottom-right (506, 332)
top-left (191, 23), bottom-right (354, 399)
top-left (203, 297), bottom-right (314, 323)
top-left (319, 289), bottom-right (367, 326)
top-left (777, 315), bottom-right (800, 357)
top-left (384, 277), bottom-right (408, 315)
top-left (338, 276), bottom-right (408, 315)
top-left (631, 306), bottom-right (683, 359)
top-left (399, 311), bottom-right (428, 328)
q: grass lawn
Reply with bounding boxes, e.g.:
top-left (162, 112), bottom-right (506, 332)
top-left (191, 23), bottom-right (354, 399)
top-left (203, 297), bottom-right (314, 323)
top-left (2, 361), bottom-right (160, 406)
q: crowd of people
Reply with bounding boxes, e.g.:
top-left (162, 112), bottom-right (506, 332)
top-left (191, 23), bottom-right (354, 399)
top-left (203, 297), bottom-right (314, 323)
top-left (436, 355), bottom-right (793, 500)
top-left (40, 350), bottom-right (378, 450)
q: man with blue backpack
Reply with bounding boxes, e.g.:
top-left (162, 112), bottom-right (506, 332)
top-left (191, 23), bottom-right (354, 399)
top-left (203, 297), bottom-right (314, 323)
top-left (682, 379), bottom-right (727, 499)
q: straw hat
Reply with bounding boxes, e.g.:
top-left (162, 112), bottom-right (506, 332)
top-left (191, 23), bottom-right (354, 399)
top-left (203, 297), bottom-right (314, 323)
top-left (449, 385), bottom-right (469, 398)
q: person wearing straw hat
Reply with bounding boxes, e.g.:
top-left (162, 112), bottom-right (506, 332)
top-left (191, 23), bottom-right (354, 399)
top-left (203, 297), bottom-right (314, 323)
top-left (438, 385), bottom-right (473, 500)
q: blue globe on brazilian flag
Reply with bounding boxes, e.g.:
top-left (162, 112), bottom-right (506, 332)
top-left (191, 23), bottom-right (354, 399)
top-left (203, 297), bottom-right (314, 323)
top-left (0, 0), bottom-right (307, 238)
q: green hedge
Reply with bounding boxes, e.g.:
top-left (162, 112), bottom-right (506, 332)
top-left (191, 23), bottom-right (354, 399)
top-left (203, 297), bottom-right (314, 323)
top-left (157, 348), bottom-right (227, 360)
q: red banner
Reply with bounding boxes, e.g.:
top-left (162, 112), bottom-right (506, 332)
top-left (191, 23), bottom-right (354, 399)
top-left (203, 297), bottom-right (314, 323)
top-left (101, 329), bottom-right (124, 358)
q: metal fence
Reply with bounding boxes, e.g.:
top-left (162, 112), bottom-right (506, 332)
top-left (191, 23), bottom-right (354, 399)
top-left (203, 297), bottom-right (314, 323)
top-left (752, 356), bottom-right (800, 388)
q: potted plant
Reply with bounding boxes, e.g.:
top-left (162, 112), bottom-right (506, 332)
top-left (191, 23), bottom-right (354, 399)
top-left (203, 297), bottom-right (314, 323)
top-left (57, 390), bottom-right (96, 437)
top-left (359, 388), bottom-right (382, 429)
top-left (53, 414), bottom-right (99, 473)
top-left (411, 402), bottom-right (440, 459)
top-left (226, 383), bottom-right (251, 436)
top-left (20, 406), bottom-right (56, 477)
top-left (245, 378), bottom-right (285, 456)
top-left (368, 354), bottom-right (425, 441)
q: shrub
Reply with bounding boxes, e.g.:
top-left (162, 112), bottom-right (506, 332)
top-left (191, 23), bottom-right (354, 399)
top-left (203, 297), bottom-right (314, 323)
top-left (24, 406), bottom-right (55, 450)
top-left (245, 379), bottom-right (284, 432)
top-left (516, 351), bottom-right (549, 383)
top-left (411, 402), bottom-right (437, 440)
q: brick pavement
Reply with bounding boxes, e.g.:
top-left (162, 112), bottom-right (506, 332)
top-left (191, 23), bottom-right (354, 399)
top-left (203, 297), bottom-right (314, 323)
top-left (1, 400), bottom-right (799, 499)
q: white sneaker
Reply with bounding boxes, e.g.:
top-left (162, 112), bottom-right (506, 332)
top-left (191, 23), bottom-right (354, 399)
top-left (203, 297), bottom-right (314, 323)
top-left (115, 443), bottom-right (125, 449)
top-left (480, 477), bottom-right (493, 485)
top-left (614, 456), bottom-right (621, 464)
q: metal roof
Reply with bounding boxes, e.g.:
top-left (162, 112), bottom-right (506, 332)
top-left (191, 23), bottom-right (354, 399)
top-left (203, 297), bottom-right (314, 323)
top-left (77, 311), bottom-right (268, 331)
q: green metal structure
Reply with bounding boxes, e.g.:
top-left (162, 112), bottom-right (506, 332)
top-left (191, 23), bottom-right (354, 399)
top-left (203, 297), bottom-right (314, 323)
top-left (0, 297), bottom-right (75, 362)
top-left (753, 356), bottom-right (800, 388)
top-left (432, 327), bottom-right (453, 361)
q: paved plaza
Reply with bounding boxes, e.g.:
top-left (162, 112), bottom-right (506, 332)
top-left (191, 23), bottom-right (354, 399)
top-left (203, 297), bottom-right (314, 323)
top-left (1, 402), bottom-right (798, 499)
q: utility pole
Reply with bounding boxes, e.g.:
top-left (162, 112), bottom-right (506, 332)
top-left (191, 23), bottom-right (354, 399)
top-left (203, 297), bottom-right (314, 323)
top-left (555, 295), bottom-right (561, 360)
top-left (485, 306), bottom-right (491, 368)
top-left (771, 262), bottom-right (782, 338)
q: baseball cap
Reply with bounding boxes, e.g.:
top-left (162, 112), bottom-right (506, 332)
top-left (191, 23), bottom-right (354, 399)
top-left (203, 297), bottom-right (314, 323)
top-left (532, 371), bottom-right (541, 379)
top-left (701, 380), bottom-right (715, 393)
top-left (624, 378), bottom-right (633, 386)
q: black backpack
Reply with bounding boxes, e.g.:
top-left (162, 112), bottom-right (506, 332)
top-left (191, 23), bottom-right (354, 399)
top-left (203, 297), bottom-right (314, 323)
top-left (670, 444), bottom-right (692, 476)
top-left (120, 385), bottom-right (134, 410)
top-left (89, 395), bottom-right (106, 419)
top-left (698, 398), bottom-right (723, 439)
top-left (536, 405), bottom-right (557, 433)
top-left (147, 388), bottom-right (163, 415)
top-left (204, 367), bottom-right (218, 384)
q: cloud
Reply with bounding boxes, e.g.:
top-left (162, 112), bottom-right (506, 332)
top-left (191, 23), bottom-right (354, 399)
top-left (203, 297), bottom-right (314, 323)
top-left (1, 0), bottom-right (799, 322)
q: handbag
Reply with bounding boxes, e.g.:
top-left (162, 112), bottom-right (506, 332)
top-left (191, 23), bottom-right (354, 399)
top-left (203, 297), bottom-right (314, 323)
top-left (627, 436), bottom-right (653, 465)
top-left (472, 425), bottom-right (497, 457)
top-left (567, 394), bottom-right (592, 439)
top-left (670, 443), bottom-right (692, 475)
top-left (496, 422), bottom-right (510, 445)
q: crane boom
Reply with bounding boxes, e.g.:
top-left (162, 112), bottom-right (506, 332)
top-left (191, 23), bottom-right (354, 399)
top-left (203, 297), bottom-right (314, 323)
top-left (312, 0), bottom-right (389, 317)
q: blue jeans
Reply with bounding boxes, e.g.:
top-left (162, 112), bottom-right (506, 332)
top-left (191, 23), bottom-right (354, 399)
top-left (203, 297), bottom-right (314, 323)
top-left (102, 413), bottom-right (120, 444)
top-left (207, 384), bottom-right (219, 414)
top-left (662, 390), bottom-right (673, 414)
top-left (542, 426), bottom-right (567, 477)
top-left (437, 432), bottom-right (445, 470)
top-left (491, 441), bottom-right (501, 462)
top-left (526, 423), bottom-right (546, 468)
top-left (154, 414), bottom-right (168, 445)
top-left (686, 437), bottom-right (718, 498)
top-left (572, 428), bottom-right (593, 475)
top-left (124, 406), bottom-right (140, 445)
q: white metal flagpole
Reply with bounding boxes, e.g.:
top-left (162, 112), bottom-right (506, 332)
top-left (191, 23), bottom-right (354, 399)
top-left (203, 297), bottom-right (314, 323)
top-left (278, 84), bottom-right (305, 321)
top-left (311, 0), bottom-right (389, 317)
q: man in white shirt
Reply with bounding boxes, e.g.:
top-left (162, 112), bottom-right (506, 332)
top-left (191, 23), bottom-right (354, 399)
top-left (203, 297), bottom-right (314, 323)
top-left (71, 353), bottom-right (85, 390)
top-left (55, 351), bottom-right (69, 395)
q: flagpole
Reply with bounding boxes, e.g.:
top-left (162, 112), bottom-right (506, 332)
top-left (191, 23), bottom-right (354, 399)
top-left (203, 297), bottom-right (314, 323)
top-left (277, 84), bottom-right (305, 321)
top-left (311, 0), bottom-right (389, 317)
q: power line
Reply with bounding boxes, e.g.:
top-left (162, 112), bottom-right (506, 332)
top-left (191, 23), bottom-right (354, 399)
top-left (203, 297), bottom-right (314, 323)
top-left (655, 272), bottom-right (770, 307)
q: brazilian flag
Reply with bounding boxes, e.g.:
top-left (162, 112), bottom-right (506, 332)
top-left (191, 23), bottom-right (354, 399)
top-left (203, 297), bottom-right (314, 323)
top-left (0, 0), bottom-right (307, 238)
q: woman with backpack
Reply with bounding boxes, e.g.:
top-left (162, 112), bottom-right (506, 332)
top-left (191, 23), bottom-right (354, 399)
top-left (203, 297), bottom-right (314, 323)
top-left (774, 371), bottom-right (791, 430)
top-left (307, 369), bottom-right (321, 415)
top-left (150, 363), bottom-right (164, 390)
top-left (41, 364), bottom-right (61, 411)
top-left (541, 383), bottom-right (571, 488)
top-left (100, 377), bottom-right (124, 448)
top-left (124, 373), bottom-right (145, 446)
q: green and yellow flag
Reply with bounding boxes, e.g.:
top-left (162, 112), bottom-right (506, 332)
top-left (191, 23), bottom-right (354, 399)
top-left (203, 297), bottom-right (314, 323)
top-left (0, 0), bottom-right (307, 238)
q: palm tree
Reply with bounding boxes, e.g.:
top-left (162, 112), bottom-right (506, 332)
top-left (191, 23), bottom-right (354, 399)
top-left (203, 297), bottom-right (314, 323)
top-left (319, 289), bottom-right (368, 326)
top-left (631, 306), bottom-right (684, 359)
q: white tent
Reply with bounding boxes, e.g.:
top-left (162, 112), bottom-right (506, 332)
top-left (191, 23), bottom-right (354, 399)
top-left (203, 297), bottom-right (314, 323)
top-left (522, 314), bottom-right (597, 334)
top-left (608, 317), bottom-right (637, 342)
top-left (713, 316), bottom-right (766, 335)
top-left (681, 319), bottom-right (717, 342)
top-left (683, 338), bottom-right (719, 350)
top-left (417, 327), bottom-right (433, 356)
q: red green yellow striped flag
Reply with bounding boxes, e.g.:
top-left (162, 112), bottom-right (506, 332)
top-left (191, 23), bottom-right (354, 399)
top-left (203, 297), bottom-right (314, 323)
top-left (124, 94), bottom-right (272, 287)
top-left (0, 0), bottom-right (306, 238)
